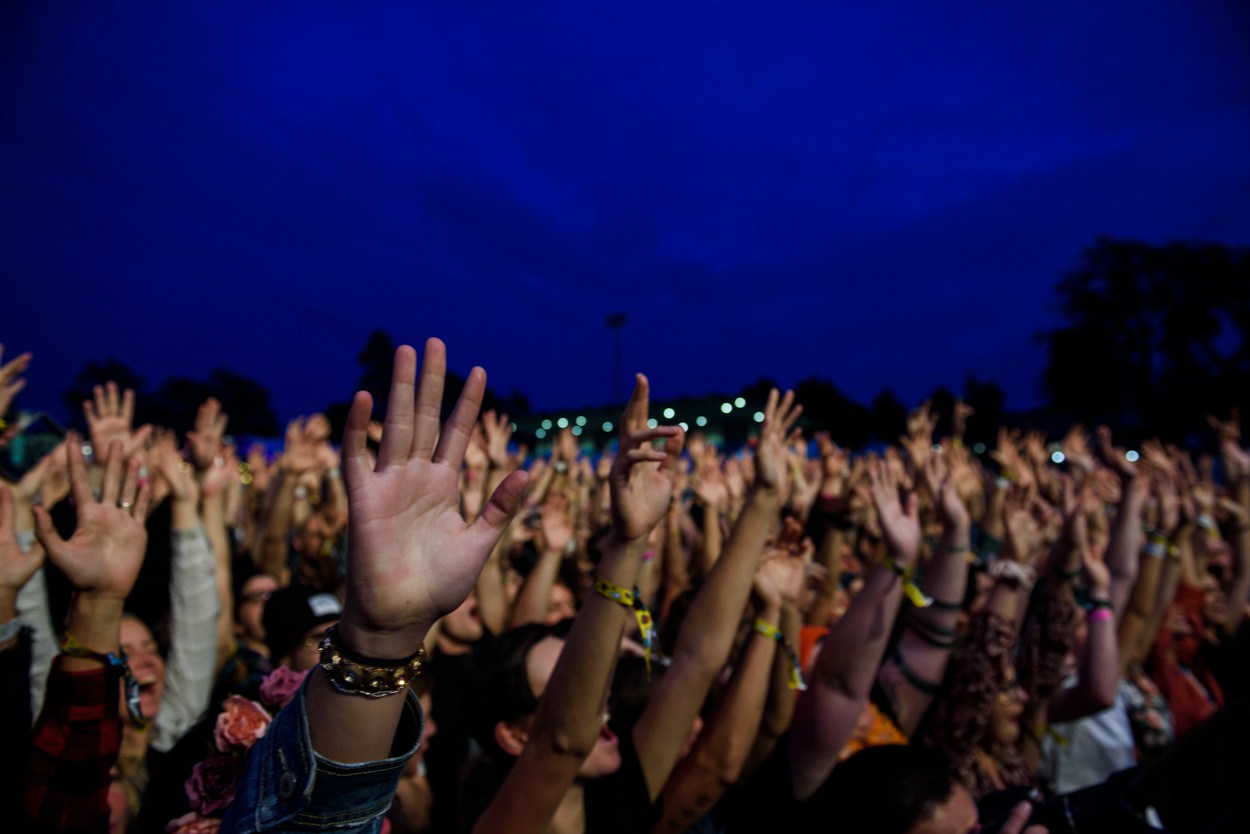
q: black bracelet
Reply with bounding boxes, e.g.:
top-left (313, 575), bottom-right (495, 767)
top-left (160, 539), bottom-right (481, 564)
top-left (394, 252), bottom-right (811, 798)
top-left (327, 625), bottom-right (425, 667)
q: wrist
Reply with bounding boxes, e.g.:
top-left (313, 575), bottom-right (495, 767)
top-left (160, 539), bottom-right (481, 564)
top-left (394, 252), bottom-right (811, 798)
top-left (337, 616), bottom-right (430, 662)
top-left (0, 593), bottom-right (17, 622)
top-left (757, 601), bottom-right (782, 623)
top-left (65, 594), bottom-right (126, 655)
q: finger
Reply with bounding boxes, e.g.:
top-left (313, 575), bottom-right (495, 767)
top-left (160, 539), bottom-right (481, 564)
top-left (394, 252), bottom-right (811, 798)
top-left (997, 801), bottom-right (1035, 834)
top-left (32, 505), bottom-right (68, 559)
top-left (121, 387), bottom-right (134, 425)
top-left (622, 425), bottom-right (680, 450)
top-left (101, 441), bottom-right (124, 506)
top-left (659, 428), bottom-right (686, 476)
top-left (624, 448), bottom-right (668, 464)
top-left (621, 374), bottom-right (650, 435)
top-left (119, 455), bottom-right (141, 511)
top-left (105, 381), bottom-right (119, 416)
top-left (378, 345), bottom-right (418, 468)
top-left (434, 366), bottom-right (486, 467)
top-left (411, 338), bottom-right (446, 459)
top-left (0, 485), bottom-right (12, 532)
top-left (763, 388), bottom-right (779, 424)
top-left (342, 391), bottom-right (374, 489)
top-left (471, 469), bottom-right (531, 546)
top-left (66, 433), bottom-right (93, 508)
top-left (83, 398), bottom-right (97, 426)
top-left (132, 482), bottom-right (153, 520)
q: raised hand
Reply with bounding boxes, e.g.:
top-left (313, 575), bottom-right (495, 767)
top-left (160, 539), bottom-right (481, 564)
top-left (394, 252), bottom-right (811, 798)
top-left (1001, 485), bottom-right (1042, 564)
top-left (32, 434), bottom-right (150, 601)
top-left (83, 381), bottom-right (151, 463)
top-left (922, 453), bottom-right (970, 533)
top-left (279, 417), bottom-right (322, 474)
top-left (151, 430), bottom-right (200, 506)
top-left (867, 458), bottom-right (921, 565)
top-left (339, 340), bottom-right (529, 657)
top-left (0, 344), bottom-right (31, 418)
top-left (754, 517), bottom-right (813, 610)
top-left (1060, 424), bottom-right (1096, 473)
top-left (755, 388), bottom-right (802, 492)
top-left (610, 374), bottom-right (684, 541)
top-left (1096, 425), bottom-right (1138, 481)
top-left (481, 410), bottom-right (513, 469)
top-left (538, 492), bottom-right (575, 554)
top-left (199, 446), bottom-right (237, 499)
top-left (187, 396), bottom-right (228, 471)
top-left (0, 485), bottom-right (44, 606)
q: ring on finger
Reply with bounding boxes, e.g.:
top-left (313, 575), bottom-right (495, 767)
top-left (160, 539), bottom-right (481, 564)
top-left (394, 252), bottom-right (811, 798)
top-left (120, 500), bottom-right (133, 510)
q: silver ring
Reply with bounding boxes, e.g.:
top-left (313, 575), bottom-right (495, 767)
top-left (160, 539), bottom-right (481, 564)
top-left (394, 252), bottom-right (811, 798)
top-left (120, 500), bottom-right (133, 510)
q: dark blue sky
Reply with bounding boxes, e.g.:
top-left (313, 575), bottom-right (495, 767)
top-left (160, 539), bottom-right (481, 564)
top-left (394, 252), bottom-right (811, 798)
top-left (4, 2), bottom-right (1249, 425)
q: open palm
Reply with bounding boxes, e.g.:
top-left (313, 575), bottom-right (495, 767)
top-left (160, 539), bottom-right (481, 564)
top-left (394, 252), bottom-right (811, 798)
top-left (340, 340), bottom-right (528, 655)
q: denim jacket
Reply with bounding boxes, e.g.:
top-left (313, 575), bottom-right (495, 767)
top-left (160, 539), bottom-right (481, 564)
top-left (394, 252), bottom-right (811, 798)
top-left (222, 679), bottom-right (423, 833)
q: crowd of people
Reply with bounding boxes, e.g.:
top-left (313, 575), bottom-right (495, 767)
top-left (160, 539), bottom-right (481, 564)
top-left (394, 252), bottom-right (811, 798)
top-left (1, 338), bottom-right (1247, 834)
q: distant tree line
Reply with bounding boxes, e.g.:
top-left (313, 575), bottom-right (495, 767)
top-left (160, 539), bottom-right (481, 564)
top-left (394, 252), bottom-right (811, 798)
top-left (51, 238), bottom-right (1250, 446)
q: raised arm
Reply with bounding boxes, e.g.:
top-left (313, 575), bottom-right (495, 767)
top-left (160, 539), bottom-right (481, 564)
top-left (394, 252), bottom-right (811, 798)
top-left (223, 340), bottom-right (529, 834)
top-left (787, 457), bottom-right (919, 800)
top-left (1097, 426), bottom-right (1146, 619)
top-left (27, 437), bottom-right (150, 833)
top-left (508, 493), bottom-right (575, 628)
top-left (653, 525), bottom-right (810, 830)
top-left (477, 374), bottom-right (683, 834)
top-left (632, 389), bottom-right (799, 800)
top-left (880, 452), bottom-right (971, 736)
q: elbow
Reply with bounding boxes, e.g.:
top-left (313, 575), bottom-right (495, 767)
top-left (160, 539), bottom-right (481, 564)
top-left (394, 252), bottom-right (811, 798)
top-left (545, 726), bottom-right (601, 761)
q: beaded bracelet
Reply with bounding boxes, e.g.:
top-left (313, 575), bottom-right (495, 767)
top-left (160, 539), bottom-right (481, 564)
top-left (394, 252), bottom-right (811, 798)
top-left (318, 625), bottom-right (426, 698)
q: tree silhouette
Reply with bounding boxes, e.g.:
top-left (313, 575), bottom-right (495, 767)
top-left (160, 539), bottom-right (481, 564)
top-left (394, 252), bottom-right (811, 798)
top-left (1043, 238), bottom-right (1250, 439)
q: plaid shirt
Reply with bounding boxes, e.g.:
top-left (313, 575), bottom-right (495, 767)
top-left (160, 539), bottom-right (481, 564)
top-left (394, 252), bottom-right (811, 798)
top-left (23, 656), bottom-right (121, 834)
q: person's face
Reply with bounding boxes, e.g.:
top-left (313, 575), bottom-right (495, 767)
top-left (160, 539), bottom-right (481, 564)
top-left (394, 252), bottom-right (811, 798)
top-left (442, 593), bottom-right (484, 645)
top-left (988, 669), bottom-right (1027, 746)
top-left (543, 583), bottom-right (577, 626)
top-left (523, 636), bottom-right (621, 779)
top-left (910, 782), bottom-right (980, 834)
top-left (120, 616), bottom-right (165, 723)
top-left (289, 620), bottom-right (336, 672)
top-left (237, 574), bottom-right (279, 642)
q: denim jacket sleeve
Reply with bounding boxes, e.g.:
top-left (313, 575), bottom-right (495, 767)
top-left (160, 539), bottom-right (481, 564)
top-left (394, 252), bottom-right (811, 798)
top-left (221, 677), bottom-right (423, 834)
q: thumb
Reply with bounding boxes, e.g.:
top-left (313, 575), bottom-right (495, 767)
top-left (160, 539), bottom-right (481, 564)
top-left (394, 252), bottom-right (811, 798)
top-left (31, 505), bottom-right (67, 561)
top-left (471, 470), bottom-right (529, 549)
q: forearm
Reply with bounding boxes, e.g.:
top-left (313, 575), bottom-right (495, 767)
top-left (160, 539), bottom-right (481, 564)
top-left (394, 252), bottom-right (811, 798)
top-left (698, 501), bottom-right (724, 573)
top-left (1106, 481), bottom-right (1146, 618)
top-left (808, 525), bottom-right (845, 627)
top-left (509, 548), bottom-right (564, 628)
top-left (1050, 605), bottom-right (1117, 722)
top-left (479, 535), bottom-right (645, 833)
top-left (14, 531), bottom-right (56, 718)
top-left (890, 527), bottom-right (970, 734)
top-left (672, 488), bottom-right (777, 676)
top-left (654, 604), bottom-right (779, 827)
top-left (744, 602), bottom-right (799, 774)
top-left (258, 473), bottom-right (298, 578)
top-left (475, 538), bottom-right (511, 636)
top-left (152, 525), bottom-right (220, 753)
top-left (1225, 476), bottom-right (1250, 635)
top-left (202, 493), bottom-right (236, 672)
